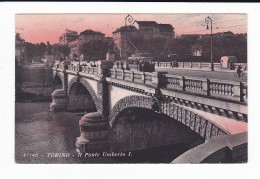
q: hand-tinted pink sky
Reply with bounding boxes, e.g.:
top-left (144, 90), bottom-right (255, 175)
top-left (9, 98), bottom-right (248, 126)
top-left (16, 13), bottom-right (247, 44)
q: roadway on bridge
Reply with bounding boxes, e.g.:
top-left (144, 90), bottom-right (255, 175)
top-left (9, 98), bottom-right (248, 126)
top-left (156, 68), bottom-right (247, 82)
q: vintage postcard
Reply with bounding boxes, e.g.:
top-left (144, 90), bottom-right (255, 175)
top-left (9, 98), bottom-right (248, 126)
top-left (14, 12), bottom-right (248, 164)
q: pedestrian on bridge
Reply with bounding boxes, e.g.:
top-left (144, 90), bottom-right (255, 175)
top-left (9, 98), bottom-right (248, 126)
top-left (120, 61), bottom-right (125, 70)
top-left (139, 61), bottom-right (143, 71)
top-left (237, 65), bottom-right (243, 78)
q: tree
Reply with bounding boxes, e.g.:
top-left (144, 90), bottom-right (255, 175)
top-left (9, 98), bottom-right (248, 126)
top-left (15, 33), bottom-right (22, 41)
top-left (25, 42), bottom-right (46, 61)
top-left (52, 44), bottom-right (70, 60)
top-left (46, 41), bottom-right (52, 55)
top-left (79, 39), bottom-right (110, 61)
top-left (198, 32), bottom-right (247, 62)
top-left (175, 34), bottom-right (200, 58)
top-left (167, 32), bottom-right (247, 63)
top-left (129, 33), bottom-right (174, 58)
top-left (146, 37), bottom-right (167, 58)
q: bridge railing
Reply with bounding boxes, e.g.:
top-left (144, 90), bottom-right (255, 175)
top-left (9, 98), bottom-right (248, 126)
top-left (110, 69), bottom-right (155, 85)
top-left (109, 69), bottom-right (247, 103)
top-left (164, 74), bottom-right (247, 102)
top-left (66, 65), bottom-right (98, 75)
top-left (156, 62), bottom-right (213, 68)
top-left (68, 65), bottom-right (82, 72)
top-left (55, 63), bottom-right (65, 70)
top-left (81, 66), bottom-right (98, 75)
top-left (155, 62), bottom-right (246, 71)
top-left (209, 79), bottom-right (241, 101)
top-left (67, 65), bottom-right (77, 71)
top-left (242, 82), bottom-right (248, 102)
top-left (55, 63), bottom-right (71, 70)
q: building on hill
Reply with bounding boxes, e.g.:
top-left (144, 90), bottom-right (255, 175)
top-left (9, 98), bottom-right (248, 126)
top-left (68, 39), bottom-right (79, 58)
top-left (67, 29), bottom-right (105, 58)
top-left (59, 30), bottom-right (78, 46)
top-left (112, 20), bottom-right (175, 59)
top-left (78, 29), bottom-right (105, 44)
top-left (136, 21), bottom-right (175, 39)
top-left (112, 26), bottom-right (138, 60)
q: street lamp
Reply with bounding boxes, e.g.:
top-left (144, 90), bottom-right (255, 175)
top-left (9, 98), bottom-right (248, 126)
top-left (205, 16), bottom-right (214, 71)
top-left (124, 14), bottom-right (135, 70)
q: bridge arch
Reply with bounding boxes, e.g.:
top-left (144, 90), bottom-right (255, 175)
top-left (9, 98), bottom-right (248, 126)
top-left (53, 72), bottom-right (64, 90)
top-left (110, 95), bottom-right (154, 126)
top-left (110, 95), bottom-right (228, 140)
top-left (67, 77), bottom-right (98, 112)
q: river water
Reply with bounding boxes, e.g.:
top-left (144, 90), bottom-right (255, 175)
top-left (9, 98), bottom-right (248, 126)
top-left (15, 102), bottom-right (188, 164)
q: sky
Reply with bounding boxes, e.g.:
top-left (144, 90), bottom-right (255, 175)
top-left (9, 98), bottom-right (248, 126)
top-left (15, 13), bottom-right (247, 44)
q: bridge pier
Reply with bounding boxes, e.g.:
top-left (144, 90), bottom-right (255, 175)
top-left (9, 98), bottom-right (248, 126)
top-left (50, 89), bottom-right (68, 111)
top-left (76, 112), bottom-right (110, 153)
top-left (50, 60), bottom-right (70, 112)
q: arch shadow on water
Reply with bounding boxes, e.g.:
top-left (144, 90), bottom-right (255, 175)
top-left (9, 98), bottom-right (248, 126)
top-left (68, 81), bottom-right (97, 113)
top-left (110, 107), bottom-right (205, 163)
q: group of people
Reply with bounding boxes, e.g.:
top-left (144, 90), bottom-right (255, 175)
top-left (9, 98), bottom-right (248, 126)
top-left (114, 60), bottom-right (155, 72)
top-left (137, 61), bottom-right (155, 72)
top-left (156, 60), bottom-right (178, 68)
top-left (67, 62), bottom-right (97, 68)
top-left (69, 63), bottom-right (88, 66)
top-left (236, 64), bottom-right (244, 79)
top-left (90, 63), bottom-right (97, 67)
top-left (170, 60), bottom-right (179, 68)
top-left (115, 61), bottom-right (130, 70)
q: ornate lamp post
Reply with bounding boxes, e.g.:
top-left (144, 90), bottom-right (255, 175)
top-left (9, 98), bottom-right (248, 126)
top-left (124, 14), bottom-right (135, 69)
top-left (205, 16), bottom-right (214, 71)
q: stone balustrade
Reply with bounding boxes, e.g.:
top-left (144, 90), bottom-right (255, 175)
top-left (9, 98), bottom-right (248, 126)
top-left (110, 69), bottom-right (247, 103)
top-left (67, 65), bottom-right (84, 72)
top-left (155, 62), bottom-right (213, 68)
top-left (81, 66), bottom-right (98, 75)
top-left (165, 74), bottom-right (247, 102)
top-left (242, 82), bottom-right (247, 102)
top-left (67, 65), bottom-right (77, 71)
top-left (67, 65), bottom-right (94, 74)
top-left (109, 69), bottom-right (166, 87)
top-left (155, 62), bottom-right (246, 71)
top-left (64, 61), bottom-right (113, 77)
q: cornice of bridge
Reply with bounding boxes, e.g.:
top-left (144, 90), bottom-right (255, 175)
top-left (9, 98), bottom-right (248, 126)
top-left (106, 77), bottom-right (157, 96)
top-left (160, 88), bottom-right (247, 122)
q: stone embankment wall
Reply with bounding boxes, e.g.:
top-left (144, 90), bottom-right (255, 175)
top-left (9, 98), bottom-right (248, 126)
top-left (16, 64), bottom-right (53, 96)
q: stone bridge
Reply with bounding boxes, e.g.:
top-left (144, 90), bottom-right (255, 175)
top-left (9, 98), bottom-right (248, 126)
top-left (50, 60), bottom-right (247, 161)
